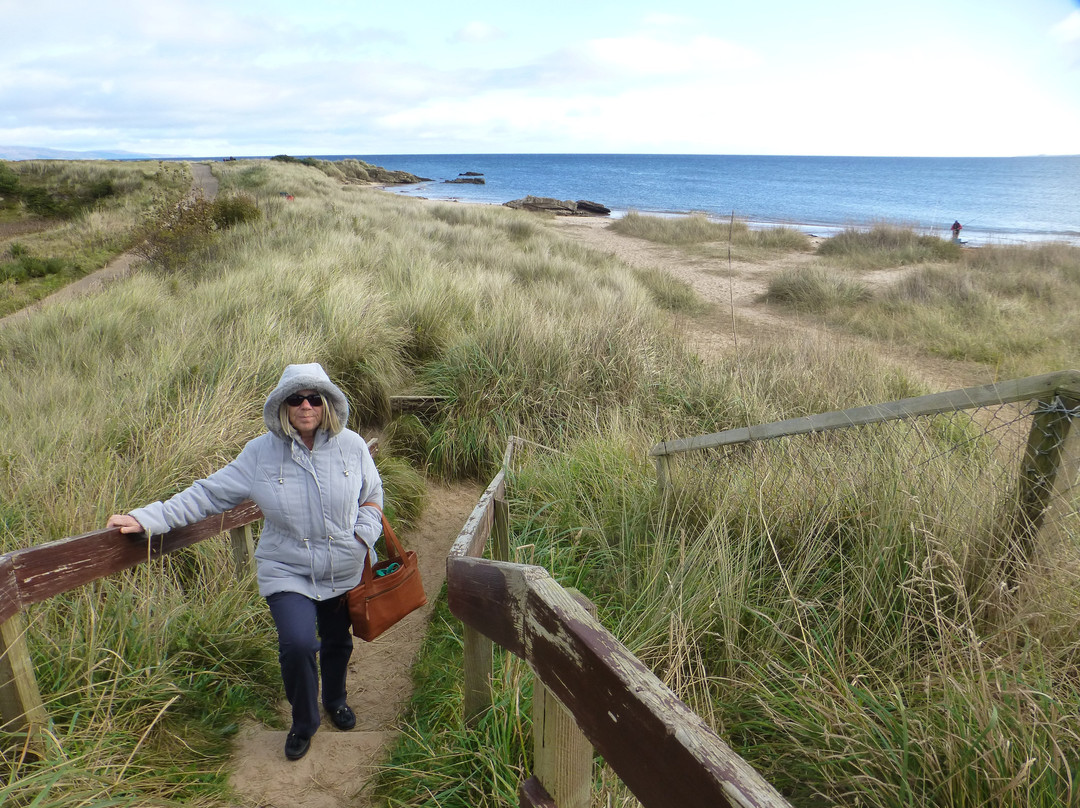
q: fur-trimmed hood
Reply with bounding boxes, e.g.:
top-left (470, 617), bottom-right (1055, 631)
top-left (262, 363), bottom-right (349, 439)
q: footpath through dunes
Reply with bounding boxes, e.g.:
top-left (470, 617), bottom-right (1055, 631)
top-left (228, 481), bottom-right (482, 808)
top-left (545, 215), bottom-right (992, 392)
top-left (0, 162), bottom-right (218, 329)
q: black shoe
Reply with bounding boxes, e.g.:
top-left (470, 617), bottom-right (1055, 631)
top-left (329, 704), bottom-right (356, 731)
top-left (285, 732), bottom-right (311, 760)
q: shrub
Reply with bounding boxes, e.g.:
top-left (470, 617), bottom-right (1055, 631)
top-left (133, 194), bottom-right (217, 271)
top-left (0, 162), bottom-right (18, 194)
top-left (210, 193), bottom-right (261, 229)
top-left (21, 186), bottom-right (60, 216)
top-left (0, 255), bottom-right (65, 281)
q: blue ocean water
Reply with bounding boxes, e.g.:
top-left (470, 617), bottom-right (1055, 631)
top-left (331, 154), bottom-right (1079, 247)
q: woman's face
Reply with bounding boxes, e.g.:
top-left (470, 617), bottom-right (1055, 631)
top-left (286, 388), bottom-right (324, 437)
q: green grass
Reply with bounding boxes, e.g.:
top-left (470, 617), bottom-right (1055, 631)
top-left (828, 245), bottom-right (1080, 372)
top-left (610, 211), bottom-right (811, 259)
top-left (373, 594), bottom-right (533, 808)
top-left (755, 227), bottom-right (1080, 374)
top-left (3, 158), bottom-right (1079, 807)
top-left (764, 265), bottom-right (872, 312)
top-left (816, 224), bottom-right (963, 268)
top-left (0, 160), bottom-right (191, 315)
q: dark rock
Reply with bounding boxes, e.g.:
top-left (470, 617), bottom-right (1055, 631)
top-left (444, 177), bottom-right (485, 184)
top-left (384, 170), bottom-right (431, 183)
top-left (459, 171), bottom-right (484, 177)
top-left (503, 196), bottom-right (577, 214)
top-left (575, 199), bottom-right (611, 215)
top-left (503, 195), bottom-right (610, 216)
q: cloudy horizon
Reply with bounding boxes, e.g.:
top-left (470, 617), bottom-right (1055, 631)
top-left (3, 0), bottom-right (1079, 159)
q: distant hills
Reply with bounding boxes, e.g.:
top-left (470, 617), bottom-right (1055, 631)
top-left (0, 145), bottom-right (161, 160)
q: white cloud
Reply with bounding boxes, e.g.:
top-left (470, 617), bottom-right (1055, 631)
top-left (452, 21), bottom-right (503, 43)
top-left (1, 2), bottom-right (1076, 156)
top-left (641, 13), bottom-right (694, 28)
top-left (576, 34), bottom-right (761, 79)
top-left (1053, 11), bottom-right (1080, 44)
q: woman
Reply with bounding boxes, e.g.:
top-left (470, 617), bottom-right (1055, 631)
top-left (108, 363), bottom-right (383, 761)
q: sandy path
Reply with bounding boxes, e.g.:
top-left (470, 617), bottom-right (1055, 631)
top-left (0, 163), bottom-right (217, 328)
top-left (546, 216), bottom-right (992, 391)
top-left (227, 481), bottom-right (482, 808)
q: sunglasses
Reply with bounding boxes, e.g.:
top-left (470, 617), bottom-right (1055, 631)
top-left (285, 393), bottom-right (324, 407)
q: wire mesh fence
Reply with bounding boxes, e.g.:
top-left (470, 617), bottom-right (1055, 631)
top-left (651, 375), bottom-right (1080, 614)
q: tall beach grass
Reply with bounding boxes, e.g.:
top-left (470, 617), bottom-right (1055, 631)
top-left (2, 157), bottom-right (1077, 806)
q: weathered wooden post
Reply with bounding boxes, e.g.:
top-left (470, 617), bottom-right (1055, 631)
top-left (1010, 395), bottom-right (1079, 585)
top-left (655, 454), bottom-right (670, 495)
top-left (0, 615), bottom-right (47, 735)
top-left (493, 497), bottom-right (510, 564)
top-left (0, 557), bottom-right (45, 737)
top-left (524, 590), bottom-right (595, 808)
top-left (463, 495), bottom-right (510, 723)
top-left (228, 524), bottom-right (256, 580)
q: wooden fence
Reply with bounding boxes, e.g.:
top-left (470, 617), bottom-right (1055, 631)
top-left (446, 440), bottom-right (792, 808)
top-left (8, 374), bottom-right (1076, 804)
top-left (649, 370), bottom-right (1080, 585)
top-left (0, 503), bottom-right (263, 736)
top-left (0, 429), bottom-right (792, 807)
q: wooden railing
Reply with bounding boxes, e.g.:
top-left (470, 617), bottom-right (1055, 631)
top-left (446, 439), bottom-right (792, 808)
top-left (0, 502), bottom-right (263, 735)
top-left (2, 431), bottom-right (794, 806)
top-left (0, 434), bottom-right (380, 736)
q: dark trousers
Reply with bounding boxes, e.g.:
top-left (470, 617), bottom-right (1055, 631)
top-left (266, 591), bottom-right (353, 737)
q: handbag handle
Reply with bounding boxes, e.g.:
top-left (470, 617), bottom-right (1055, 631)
top-left (359, 501), bottom-right (407, 562)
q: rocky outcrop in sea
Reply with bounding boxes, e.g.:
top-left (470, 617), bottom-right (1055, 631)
top-left (503, 196), bottom-right (610, 216)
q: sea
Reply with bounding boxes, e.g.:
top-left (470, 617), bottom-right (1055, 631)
top-left (307, 153), bottom-right (1080, 247)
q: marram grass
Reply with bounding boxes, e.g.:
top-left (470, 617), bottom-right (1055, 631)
top-left (3, 157), bottom-right (1079, 806)
top-left (0, 157), bottom-right (712, 803)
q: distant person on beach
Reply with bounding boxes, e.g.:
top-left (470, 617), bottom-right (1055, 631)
top-left (951, 220), bottom-right (962, 241)
top-left (107, 363), bottom-right (383, 762)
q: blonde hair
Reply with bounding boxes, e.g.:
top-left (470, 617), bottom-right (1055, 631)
top-left (279, 394), bottom-right (343, 438)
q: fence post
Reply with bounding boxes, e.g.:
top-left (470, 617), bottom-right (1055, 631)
top-left (463, 495), bottom-right (510, 724)
top-left (463, 498), bottom-right (509, 724)
top-left (0, 612), bottom-right (48, 736)
top-left (1010, 396), bottom-right (1079, 585)
top-left (463, 625), bottom-right (492, 724)
top-left (530, 589), bottom-right (595, 808)
top-left (655, 455), bottom-right (670, 495)
top-left (493, 496), bottom-right (510, 563)
top-left (228, 524), bottom-right (256, 581)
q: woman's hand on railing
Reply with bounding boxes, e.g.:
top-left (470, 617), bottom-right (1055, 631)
top-left (107, 514), bottom-right (146, 534)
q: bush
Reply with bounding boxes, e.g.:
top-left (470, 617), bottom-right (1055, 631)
top-left (0, 162), bottom-right (18, 194)
top-left (0, 255), bottom-right (65, 281)
top-left (210, 193), bottom-right (261, 229)
top-left (134, 194), bottom-right (217, 271)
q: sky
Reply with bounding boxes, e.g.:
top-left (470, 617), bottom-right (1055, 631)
top-left (2, 0), bottom-right (1079, 158)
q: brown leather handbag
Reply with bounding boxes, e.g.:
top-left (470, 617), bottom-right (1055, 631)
top-left (348, 506), bottom-right (427, 641)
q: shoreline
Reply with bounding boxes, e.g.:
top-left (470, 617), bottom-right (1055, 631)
top-left (382, 183), bottom-right (1077, 248)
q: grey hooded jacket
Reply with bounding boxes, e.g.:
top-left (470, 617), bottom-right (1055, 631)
top-left (130, 363), bottom-right (383, 600)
